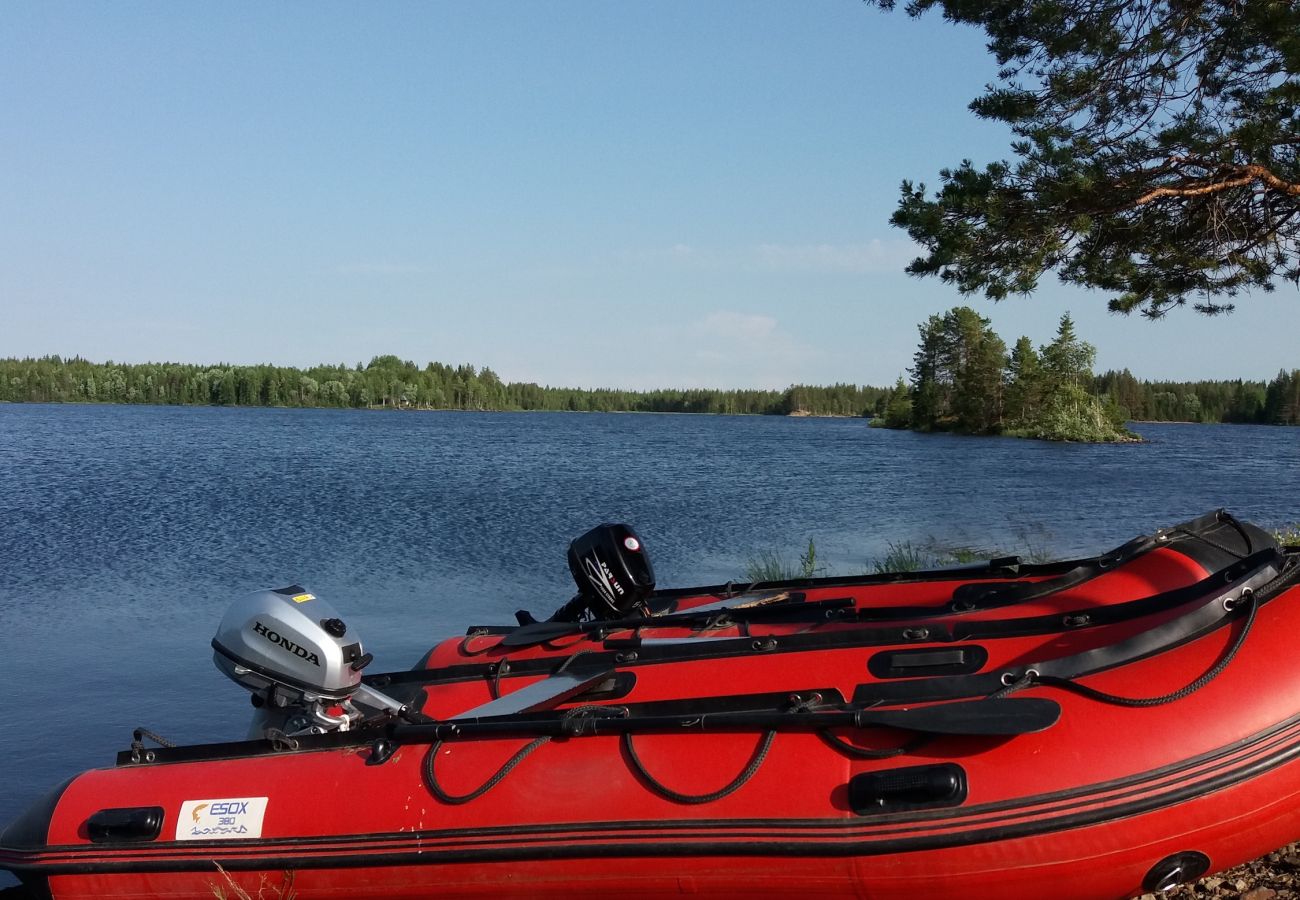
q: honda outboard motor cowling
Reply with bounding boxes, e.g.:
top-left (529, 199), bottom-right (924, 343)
top-left (551, 523), bottom-right (656, 622)
top-left (213, 585), bottom-right (368, 699)
top-left (213, 585), bottom-right (405, 738)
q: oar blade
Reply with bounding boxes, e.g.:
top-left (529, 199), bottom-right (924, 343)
top-left (862, 698), bottom-right (1061, 736)
top-left (500, 621), bottom-right (582, 647)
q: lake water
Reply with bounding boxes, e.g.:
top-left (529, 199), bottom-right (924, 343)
top-left (1, 403), bottom-right (1298, 879)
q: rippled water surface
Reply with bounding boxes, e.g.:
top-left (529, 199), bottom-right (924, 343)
top-left (1, 403), bottom-right (1298, 854)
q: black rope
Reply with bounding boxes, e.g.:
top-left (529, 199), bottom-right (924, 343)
top-left (421, 706), bottom-right (626, 805)
top-left (996, 590), bottom-right (1258, 707)
top-left (458, 628), bottom-right (494, 657)
top-left (423, 735), bottom-right (550, 805)
top-left (817, 731), bottom-right (930, 759)
top-left (1173, 512), bottom-right (1254, 561)
top-left (802, 691), bottom-right (928, 759)
top-left (622, 729), bottom-right (775, 805)
top-left (1223, 512), bottom-right (1257, 555)
top-left (553, 649), bottom-right (592, 675)
top-left (264, 728), bottom-right (301, 752)
top-left (487, 658), bottom-right (510, 699)
top-left (132, 727), bottom-right (176, 749)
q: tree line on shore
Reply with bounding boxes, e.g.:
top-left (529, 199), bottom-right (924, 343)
top-left (1094, 369), bottom-right (1300, 426)
top-left (1, 352), bottom-right (1297, 426)
top-left (0, 355), bottom-right (883, 417)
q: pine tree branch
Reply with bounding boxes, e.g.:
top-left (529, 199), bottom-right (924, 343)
top-left (1134, 164), bottom-right (1300, 205)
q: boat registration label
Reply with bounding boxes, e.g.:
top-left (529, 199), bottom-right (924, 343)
top-left (176, 797), bottom-right (269, 841)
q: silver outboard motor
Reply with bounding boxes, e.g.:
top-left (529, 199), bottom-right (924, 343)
top-left (212, 585), bottom-right (407, 739)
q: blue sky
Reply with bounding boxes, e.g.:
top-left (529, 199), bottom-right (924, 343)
top-left (3, 2), bottom-right (1295, 390)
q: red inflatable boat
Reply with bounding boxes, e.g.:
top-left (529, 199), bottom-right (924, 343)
top-left (3, 510), bottom-right (1300, 899)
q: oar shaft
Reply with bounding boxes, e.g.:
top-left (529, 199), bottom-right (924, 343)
top-left (388, 698), bottom-right (1059, 743)
top-left (503, 596), bottom-right (855, 647)
top-left (392, 711), bottom-right (849, 741)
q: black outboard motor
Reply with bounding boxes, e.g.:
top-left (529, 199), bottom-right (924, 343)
top-left (548, 523), bottom-right (656, 622)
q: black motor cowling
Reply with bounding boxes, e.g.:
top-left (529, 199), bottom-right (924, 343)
top-left (551, 523), bottom-right (656, 622)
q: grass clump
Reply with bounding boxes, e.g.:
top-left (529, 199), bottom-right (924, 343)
top-left (1271, 524), bottom-right (1300, 546)
top-left (743, 538), bottom-right (822, 582)
top-left (873, 540), bottom-right (935, 573)
top-left (870, 524), bottom-right (1058, 574)
top-left (744, 525), bottom-right (1061, 581)
top-left (869, 539), bottom-right (1006, 574)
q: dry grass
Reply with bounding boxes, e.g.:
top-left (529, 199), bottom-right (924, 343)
top-left (209, 864), bottom-right (296, 900)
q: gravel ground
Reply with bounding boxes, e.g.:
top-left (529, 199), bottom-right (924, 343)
top-left (1141, 844), bottom-right (1300, 900)
top-left (2, 845), bottom-right (1299, 898)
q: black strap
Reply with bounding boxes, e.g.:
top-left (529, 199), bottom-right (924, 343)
top-left (950, 562), bottom-right (1100, 611)
top-left (856, 554), bottom-right (1288, 708)
top-left (1026, 564), bottom-right (1279, 684)
top-left (1014, 590), bottom-right (1257, 707)
top-left (948, 510), bottom-right (1272, 612)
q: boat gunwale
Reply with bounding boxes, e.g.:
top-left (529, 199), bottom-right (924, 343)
top-left (7, 707), bottom-right (1300, 874)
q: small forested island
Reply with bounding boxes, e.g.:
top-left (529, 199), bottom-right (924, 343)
top-left (875, 307), bottom-right (1300, 442)
top-left (875, 308), bottom-right (1133, 441)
